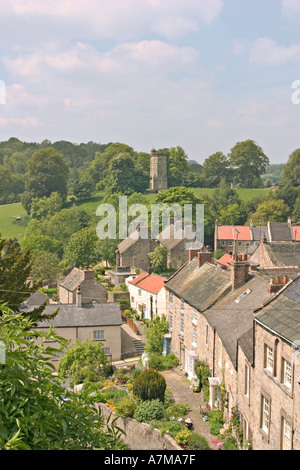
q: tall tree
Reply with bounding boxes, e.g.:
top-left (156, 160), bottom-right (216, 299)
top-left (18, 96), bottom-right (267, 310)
top-left (201, 151), bottom-right (231, 187)
top-left (0, 235), bottom-right (56, 322)
top-left (167, 146), bottom-right (189, 187)
top-left (24, 147), bottom-right (69, 211)
top-left (228, 140), bottom-right (269, 188)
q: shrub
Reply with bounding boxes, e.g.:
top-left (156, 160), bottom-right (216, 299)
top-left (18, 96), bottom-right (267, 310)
top-left (175, 428), bottom-right (192, 447)
top-left (165, 402), bottom-right (190, 419)
top-left (155, 420), bottom-right (184, 438)
top-left (187, 432), bottom-right (210, 450)
top-left (100, 389), bottom-right (128, 403)
top-left (222, 436), bottom-right (239, 450)
top-left (115, 395), bottom-right (137, 418)
top-left (133, 368), bottom-right (166, 403)
top-left (148, 353), bottom-right (179, 371)
top-left (209, 410), bottom-right (224, 436)
top-left (133, 399), bottom-right (165, 423)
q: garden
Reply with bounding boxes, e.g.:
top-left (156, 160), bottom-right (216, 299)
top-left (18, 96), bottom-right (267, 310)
top-left (83, 366), bottom-right (211, 451)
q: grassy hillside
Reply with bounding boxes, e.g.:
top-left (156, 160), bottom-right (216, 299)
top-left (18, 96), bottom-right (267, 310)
top-left (0, 187), bottom-right (270, 243)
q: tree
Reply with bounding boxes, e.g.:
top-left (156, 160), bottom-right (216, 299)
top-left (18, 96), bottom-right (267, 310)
top-left (144, 315), bottom-right (168, 356)
top-left (30, 251), bottom-right (62, 282)
top-left (63, 226), bottom-right (99, 267)
top-left (210, 179), bottom-right (242, 216)
top-left (73, 171), bottom-right (96, 200)
top-left (0, 308), bottom-right (127, 450)
top-left (167, 146), bottom-right (189, 187)
top-left (0, 234), bottom-right (57, 322)
top-left (29, 192), bottom-right (63, 220)
top-left (57, 339), bottom-right (110, 387)
top-left (228, 140), bottom-right (269, 188)
top-left (106, 152), bottom-right (148, 195)
top-left (218, 203), bottom-right (248, 226)
top-left (149, 245), bottom-right (169, 272)
top-left (201, 152), bottom-right (231, 187)
top-left (280, 149), bottom-right (300, 187)
top-left (249, 199), bottom-right (290, 225)
top-left (24, 147), bottom-right (69, 210)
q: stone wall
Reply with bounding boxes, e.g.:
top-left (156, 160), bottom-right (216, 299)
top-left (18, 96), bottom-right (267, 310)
top-left (99, 403), bottom-right (182, 451)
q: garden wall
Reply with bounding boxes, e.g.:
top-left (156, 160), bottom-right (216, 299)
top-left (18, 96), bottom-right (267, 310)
top-left (99, 403), bottom-right (182, 451)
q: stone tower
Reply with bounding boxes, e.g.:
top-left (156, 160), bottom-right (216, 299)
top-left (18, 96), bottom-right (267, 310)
top-left (149, 147), bottom-right (168, 191)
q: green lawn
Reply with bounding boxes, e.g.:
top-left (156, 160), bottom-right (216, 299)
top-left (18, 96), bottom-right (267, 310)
top-left (0, 187), bottom-right (270, 244)
top-left (0, 202), bottom-right (29, 242)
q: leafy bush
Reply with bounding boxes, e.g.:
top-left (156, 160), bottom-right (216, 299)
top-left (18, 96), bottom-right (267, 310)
top-left (133, 368), bottom-right (166, 403)
top-left (187, 432), bottom-right (210, 450)
top-left (100, 389), bottom-right (128, 403)
top-left (115, 395), bottom-right (137, 418)
top-left (165, 403), bottom-right (190, 419)
top-left (209, 410), bottom-right (224, 436)
top-left (133, 399), bottom-right (165, 423)
top-left (194, 360), bottom-right (210, 401)
top-left (148, 353), bottom-right (179, 371)
top-left (155, 420), bottom-right (184, 438)
top-left (175, 428), bottom-right (192, 447)
top-left (222, 436), bottom-right (239, 450)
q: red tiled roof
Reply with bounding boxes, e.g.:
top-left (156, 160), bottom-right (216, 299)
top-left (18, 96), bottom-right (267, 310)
top-left (130, 273), bottom-right (167, 294)
top-left (217, 225), bottom-right (252, 241)
top-left (128, 272), bottom-right (148, 285)
top-left (216, 254), bottom-right (233, 267)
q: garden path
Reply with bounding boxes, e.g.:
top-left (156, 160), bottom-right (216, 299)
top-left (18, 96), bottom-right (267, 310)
top-left (161, 368), bottom-right (219, 450)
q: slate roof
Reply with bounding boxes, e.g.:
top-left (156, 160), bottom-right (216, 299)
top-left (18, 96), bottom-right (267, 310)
top-left (255, 275), bottom-right (300, 345)
top-left (117, 228), bottom-right (152, 254)
top-left (204, 273), bottom-right (271, 366)
top-left (23, 290), bottom-right (49, 307)
top-left (157, 223), bottom-right (194, 250)
top-left (35, 302), bottom-right (122, 328)
top-left (268, 222), bottom-right (294, 242)
top-left (59, 267), bottom-right (84, 291)
top-left (166, 259), bottom-right (232, 312)
top-left (238, 328), bottom-right (254, 364)
top-left (263, 242), bottom-right (300, 267)
top-left (251, 225), bottom-right (269, 242)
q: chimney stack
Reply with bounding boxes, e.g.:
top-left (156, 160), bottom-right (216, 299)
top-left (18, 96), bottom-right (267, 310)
top-left (268, 276), bottom-right (288, 294)
top-left (84, 266), bottom-right (94, 280)
top-left (230, 254), bottom-right (250, 290)
top-left (76, 285), bottom-right (82, 308)
top-left (197, 249), bottom-right (213, 267)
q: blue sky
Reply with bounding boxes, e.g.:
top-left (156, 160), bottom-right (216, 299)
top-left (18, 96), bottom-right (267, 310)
top-left (0, 0), bottom-right (299, 164)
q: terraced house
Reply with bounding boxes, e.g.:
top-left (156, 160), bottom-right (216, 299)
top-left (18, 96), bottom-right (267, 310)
top-left (165, 247), bottom-right (300, 450)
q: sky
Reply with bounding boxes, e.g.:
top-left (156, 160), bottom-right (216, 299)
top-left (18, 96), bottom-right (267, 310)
top-left (0, 0), bottom-right (299, 165)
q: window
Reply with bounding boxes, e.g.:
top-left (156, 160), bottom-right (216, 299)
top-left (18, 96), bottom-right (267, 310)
top-left (238, 241), bottom-right (242, 246)
top-left (220, 240), bottom-right (226, 246)
top-left (138, 289), bottom-right (141, 296)
top-left (229, 241), bottom-right (233, 246)
top-left (131, 296), bottom-right (134, 303)
top-left (206, 324), bottom-right (209, 345)
top-left (281, 417), bottom-right (292, 450)
top-left (168, 312), bottom-right (173, 332)
top-left (169, 292), bottom-right (173, 307)
top-left (179, 316), bottom-right (184, 337)
top-left (282, 359), bottom-right (292, 388)
top-left (104, 347), bottom-right (111, 356)
top-left (93, 330), bottom-right (104, 341)
top-left (192, 308), bottom-right (197, 325)
top-left (261, 395), bottom-right (270, 435)
top-left (264, 344), bottom-right (274, 373)
top-left (218, 337), bottom-right (223, 366)
top-left (192, 326), bottom-right (197, 347)
top-left (180, 298), bottom-right (184, 314)
top-left (245, 364), bottom-right (250, 397)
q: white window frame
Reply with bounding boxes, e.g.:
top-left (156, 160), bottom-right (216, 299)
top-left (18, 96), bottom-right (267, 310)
top-left (282, 359), bottom-right (292, 388)
top-left (104, 347), bottom-right (111, 356)
top-left (245, 363), bottom-right (250, 397)
top-left (261, 395), bottom-right (270, 435)
top-left (93, 330), bottom-right (104, 341)
top-left (192, 326), bottom-right (197, 348)
top-left (168, 312), bottom-right (173, 332)
top-left (265, 344), bottom-right (274, 373)
top-left (180, 298), bottom-right (184, 314)
top-left (281, 417), bottom-right (292, 450)
top-left (192, 308), bottom-right (197, 325)
top-left (169, 292), bottom-right (173, 307)
top-left (179, 316), bottom-right (184, 337)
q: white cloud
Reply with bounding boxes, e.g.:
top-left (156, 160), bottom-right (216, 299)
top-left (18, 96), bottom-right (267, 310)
top-left (0, 0), bottom-right (224, 42)
top-left (282, 0), bottom-right (300, 14)
top-left (249, 37), bottom-right (300, 66)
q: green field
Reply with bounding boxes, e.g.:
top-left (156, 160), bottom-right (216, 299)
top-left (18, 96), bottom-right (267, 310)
top-left (0, 187), bottom-right (270, 244)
